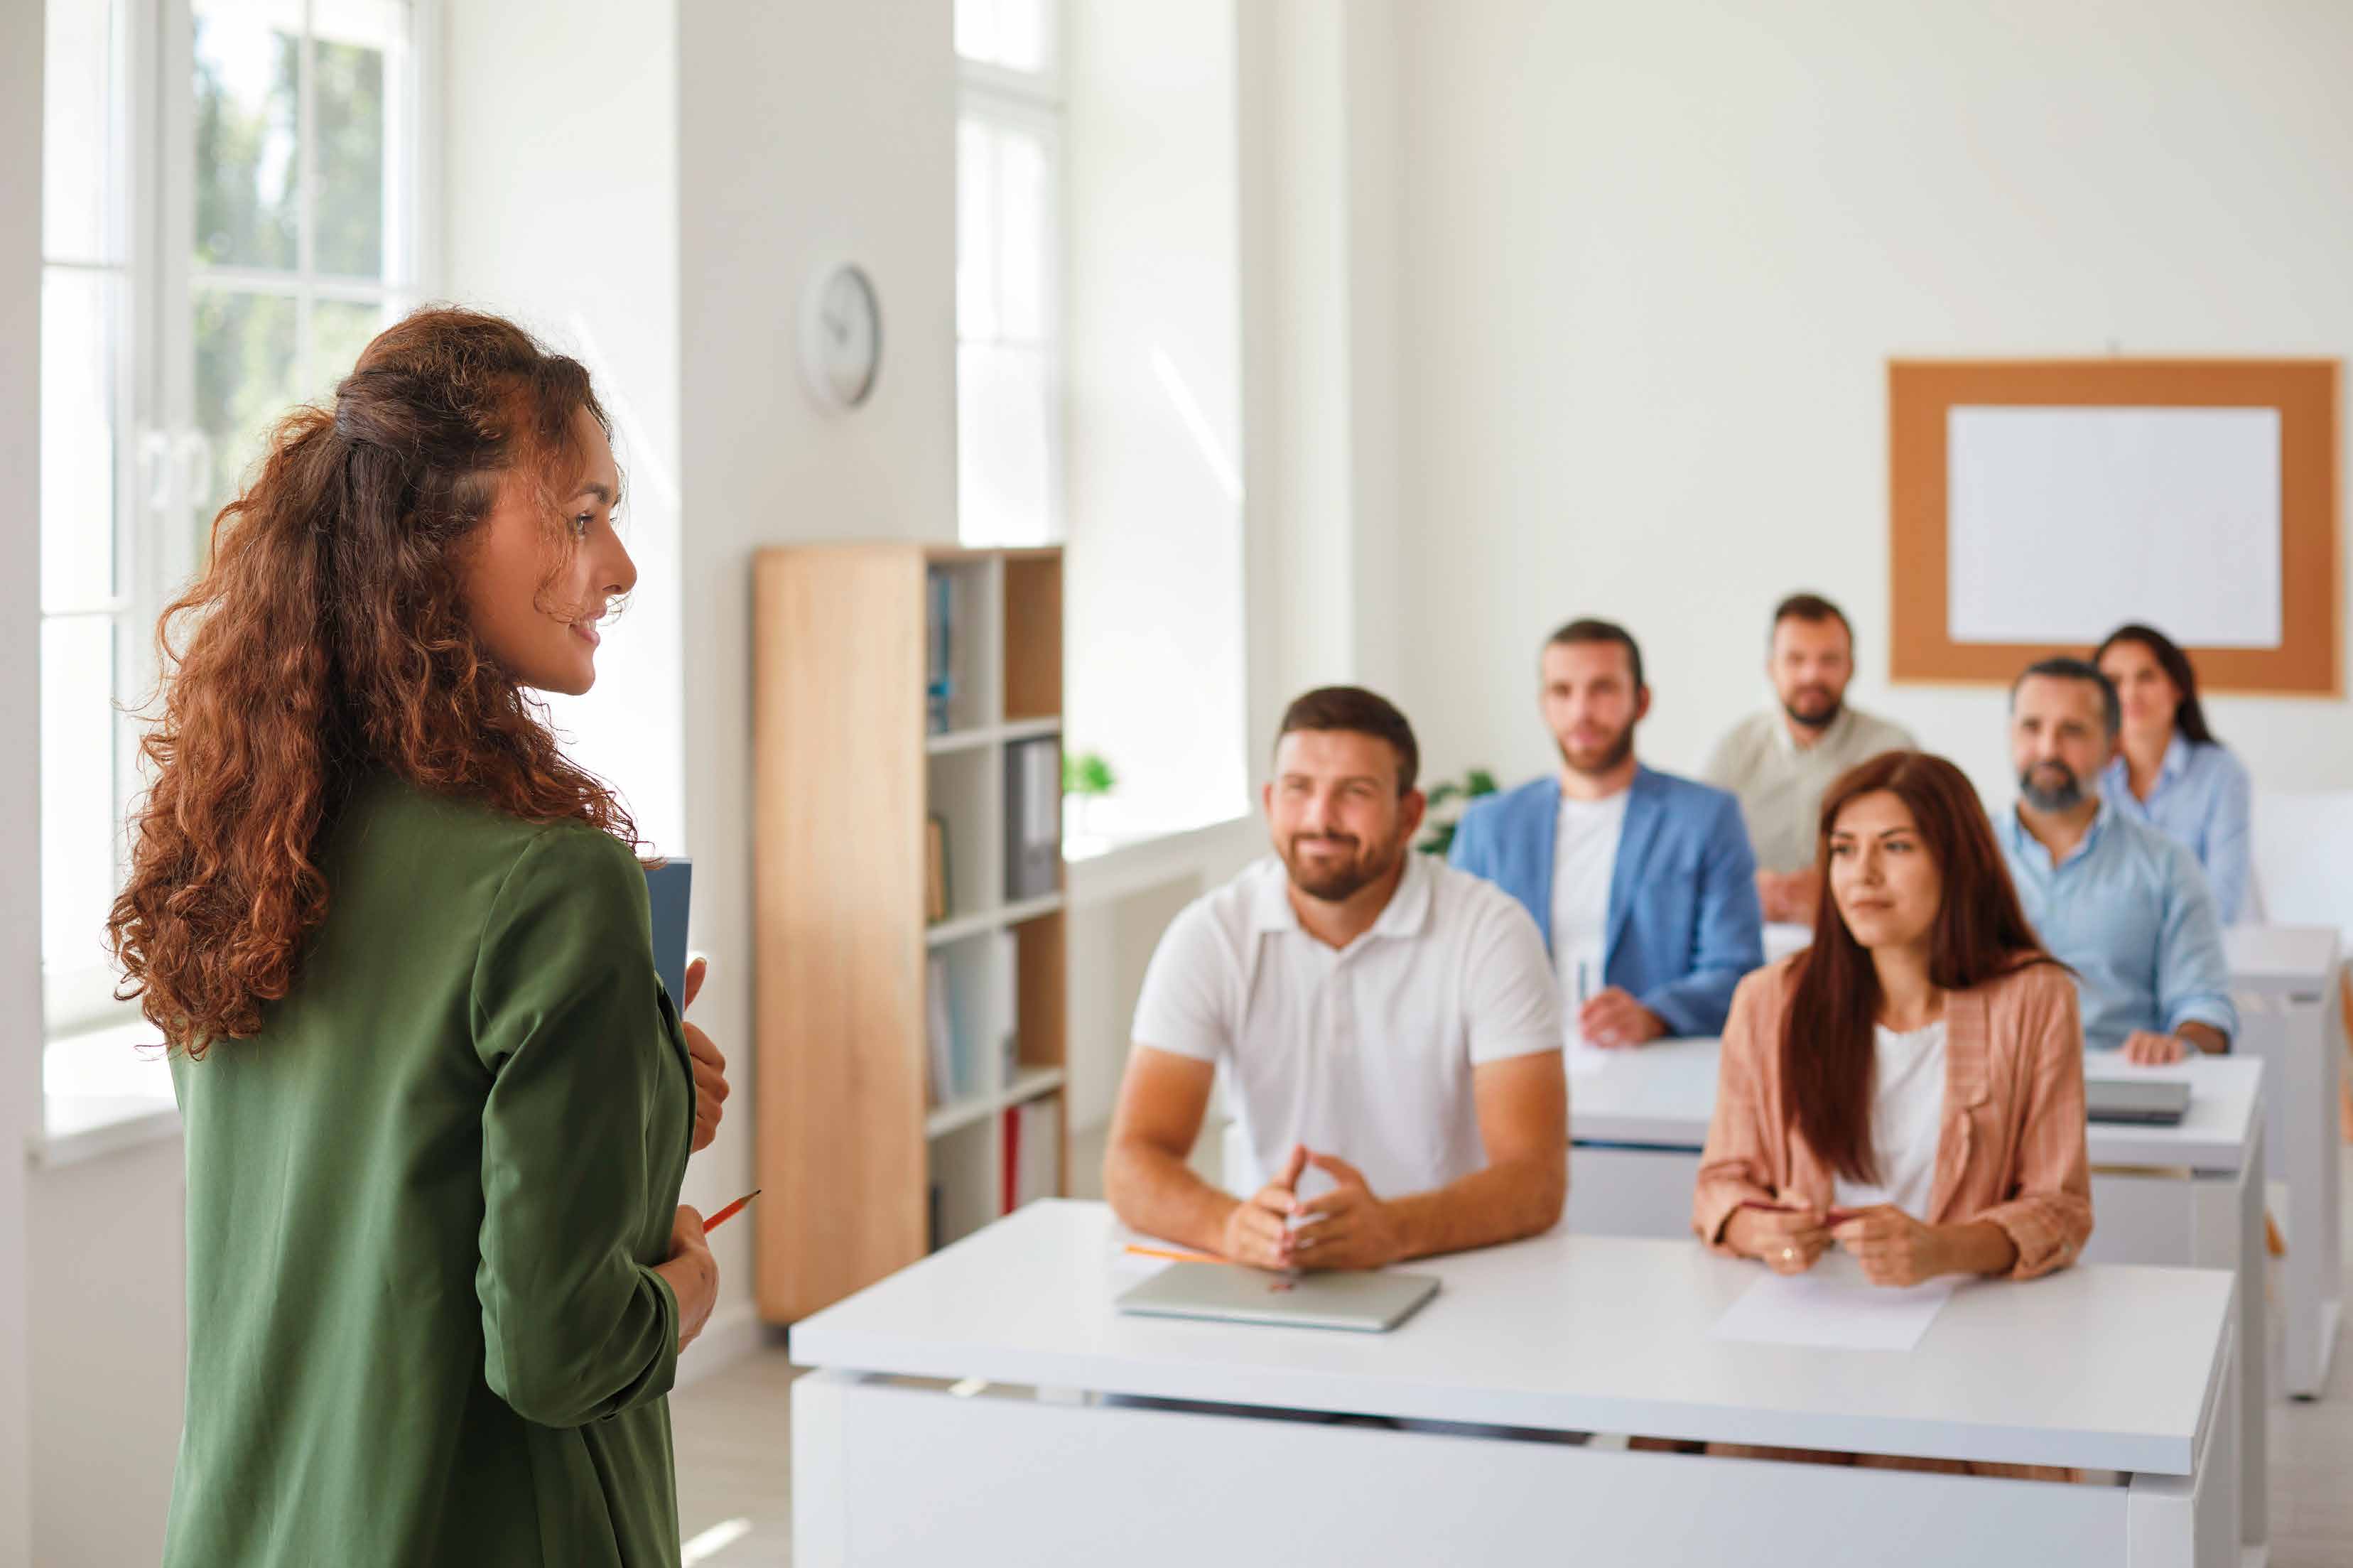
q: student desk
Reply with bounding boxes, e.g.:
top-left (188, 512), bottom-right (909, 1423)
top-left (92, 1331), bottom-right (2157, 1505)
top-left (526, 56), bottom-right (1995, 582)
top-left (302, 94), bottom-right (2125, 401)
top-left (2224, 923), bottom-right (2345, 1398)
top-left (789, 1201), bottom-right (2238, 1567)
top-left (1566, 1040), bottom-right (2270, 1563)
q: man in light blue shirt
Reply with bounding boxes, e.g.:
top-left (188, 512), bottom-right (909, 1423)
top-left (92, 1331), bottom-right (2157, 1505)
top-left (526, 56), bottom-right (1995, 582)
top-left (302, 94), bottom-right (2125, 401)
top-left (1996, 658), bottom-right (2236, 1062)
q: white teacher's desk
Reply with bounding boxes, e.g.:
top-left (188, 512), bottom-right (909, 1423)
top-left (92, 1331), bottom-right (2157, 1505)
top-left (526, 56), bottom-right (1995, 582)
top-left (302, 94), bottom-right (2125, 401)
top-left (790, 1201), bottom-right (2238, 1568)
top-left (2224, 923), bottom-right (2344, 1398)
top-left (1567, 1039), bottom-right (2270, 1562)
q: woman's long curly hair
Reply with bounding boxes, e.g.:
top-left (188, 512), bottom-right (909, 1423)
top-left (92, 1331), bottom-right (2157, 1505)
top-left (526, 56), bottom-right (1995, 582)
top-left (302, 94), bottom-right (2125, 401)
top-left (108, 306), bottom-right (640, 1057)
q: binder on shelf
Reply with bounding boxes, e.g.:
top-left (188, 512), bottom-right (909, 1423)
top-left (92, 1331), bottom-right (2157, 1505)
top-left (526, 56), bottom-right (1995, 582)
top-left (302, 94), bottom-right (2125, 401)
top-left (1015, 1096), bottom-right (1059, 1209)
top-left (924, 565), bottom-right (954, 735)
top-left (992, 931), bottom-right (1019, 1089)
top-left (925, 954), bottom-right (954, 1108)
top-left (1004, 735), bottom-right (1062, 901)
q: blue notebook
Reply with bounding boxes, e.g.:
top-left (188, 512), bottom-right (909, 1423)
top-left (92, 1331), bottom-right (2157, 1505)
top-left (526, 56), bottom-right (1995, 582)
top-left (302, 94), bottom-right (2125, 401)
top-left (644, 858), bottom-right (693, 1013)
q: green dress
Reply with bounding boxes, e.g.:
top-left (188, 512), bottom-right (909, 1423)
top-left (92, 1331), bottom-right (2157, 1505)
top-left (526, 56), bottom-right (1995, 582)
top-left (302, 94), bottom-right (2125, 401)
top-left (164, 772), bottom-right (695, 1567)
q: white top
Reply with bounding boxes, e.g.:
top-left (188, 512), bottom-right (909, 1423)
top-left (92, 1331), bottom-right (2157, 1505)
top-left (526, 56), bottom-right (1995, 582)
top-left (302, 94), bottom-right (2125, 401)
top-left (1832, 1021), bottom-right (1948, 1218)
top-left (791, 1201), bottom-right (2232, 1475)
top-left (1549, 790), bottom-right (1628, 1042)
top-left (1132, 851), bottom-right (1560, 1201)
top-left (1567, 1035), bottom-right (2265, 1174)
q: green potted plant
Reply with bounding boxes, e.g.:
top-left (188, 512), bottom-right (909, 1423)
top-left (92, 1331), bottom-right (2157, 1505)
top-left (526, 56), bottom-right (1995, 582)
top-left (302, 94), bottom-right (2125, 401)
top-left (1063, 749), bottom-right (1118, 838)
top-left (1417, 768), bottom-right (1498, 858)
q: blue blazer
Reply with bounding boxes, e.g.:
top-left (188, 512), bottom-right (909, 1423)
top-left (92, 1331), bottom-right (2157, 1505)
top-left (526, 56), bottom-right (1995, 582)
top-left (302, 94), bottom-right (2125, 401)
top-left (1449, 766), bottom-right (1764, 1037)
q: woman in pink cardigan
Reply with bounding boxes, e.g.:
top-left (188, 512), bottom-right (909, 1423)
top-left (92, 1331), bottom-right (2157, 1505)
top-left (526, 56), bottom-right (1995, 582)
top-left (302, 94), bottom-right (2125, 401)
top-left (1696, 749), bottom-right (2092, 1283)
top-left (1692, 750), bottom-right (2092, 1476)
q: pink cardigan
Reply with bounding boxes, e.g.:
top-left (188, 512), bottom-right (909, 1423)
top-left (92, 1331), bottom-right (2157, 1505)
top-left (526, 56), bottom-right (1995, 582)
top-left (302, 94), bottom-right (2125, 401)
top-left (1693, 955), bottom-right (2094, 1280)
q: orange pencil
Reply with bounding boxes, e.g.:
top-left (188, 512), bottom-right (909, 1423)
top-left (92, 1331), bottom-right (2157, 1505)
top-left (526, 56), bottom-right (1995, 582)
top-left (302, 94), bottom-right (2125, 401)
top-left (703, 1189), bottom-right (761, 1233)
top-left (1123, 1243), bottom-right (1222, 1265)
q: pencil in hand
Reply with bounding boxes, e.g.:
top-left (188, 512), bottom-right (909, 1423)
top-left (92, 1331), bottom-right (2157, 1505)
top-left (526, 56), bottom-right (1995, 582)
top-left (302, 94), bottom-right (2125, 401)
top-left (703, 1189), bottom-right (761, 1233)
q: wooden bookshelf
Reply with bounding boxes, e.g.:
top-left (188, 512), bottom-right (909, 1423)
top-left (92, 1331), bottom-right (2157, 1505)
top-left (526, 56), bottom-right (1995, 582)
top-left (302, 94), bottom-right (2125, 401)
top-left (752, 544), bottom-right (1068, 1323)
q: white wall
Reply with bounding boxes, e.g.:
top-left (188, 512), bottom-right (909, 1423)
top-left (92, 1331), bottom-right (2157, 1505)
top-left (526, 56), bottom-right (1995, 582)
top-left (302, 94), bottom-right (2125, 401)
top-left (1, 1), bottom-right (43, 1558)
top-left (442, 0), bottom-right (686, 857)
top-left (1385, 0), bottom-right (2353, 808)
top-left (678, 0), bottom-right (957, 1315)
top-left (1064, 0), bottom-right (1248, 838)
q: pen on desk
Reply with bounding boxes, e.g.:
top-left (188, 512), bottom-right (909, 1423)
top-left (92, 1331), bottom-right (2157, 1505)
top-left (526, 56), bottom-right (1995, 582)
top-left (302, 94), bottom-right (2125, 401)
top-left (703, 1189), bottom-right (761, 1233)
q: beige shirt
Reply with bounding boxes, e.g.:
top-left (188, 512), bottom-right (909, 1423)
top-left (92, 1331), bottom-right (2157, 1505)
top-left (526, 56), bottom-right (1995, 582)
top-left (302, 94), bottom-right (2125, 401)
top-left (1702, 705), bottom-right (1916, 872)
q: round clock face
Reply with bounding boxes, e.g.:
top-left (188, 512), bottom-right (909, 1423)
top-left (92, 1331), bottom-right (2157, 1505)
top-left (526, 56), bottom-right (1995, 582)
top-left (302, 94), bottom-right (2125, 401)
top-left (811, 265), bottom-right (882, 408)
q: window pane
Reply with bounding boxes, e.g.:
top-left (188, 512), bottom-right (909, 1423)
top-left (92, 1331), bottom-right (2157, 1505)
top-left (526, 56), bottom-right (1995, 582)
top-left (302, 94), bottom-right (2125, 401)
top-left (957, 119), bottom-right (1000, 341)
top-left (958, 342), bottom-right (1054, 546)
top-left (40, 615), bottom-right (119, 973)
top-left (996, 124), bottom-right (1049, 342)
top-left (43, 0), bottom-right (117, 264)
top-left (193, 287), bottom-right (301, 549)
top-left (310, 298), bottom-right (385, 396)
top-left (956, 0), bottom-right (1051, 74)
top-left (194, 4), bottom-right (301, 271)
top-left (40, 269), bottom-right (121, 614)
top-left (990, 0), bottom-right (1050, 74)
top-left (954, 0), bottom-right (998, 65)
top-left (313, 38), bottom-right (387, 277)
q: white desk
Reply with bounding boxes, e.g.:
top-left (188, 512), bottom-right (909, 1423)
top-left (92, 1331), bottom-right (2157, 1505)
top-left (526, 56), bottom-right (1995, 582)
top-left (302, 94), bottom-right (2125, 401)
top-left (791, 1201), bottom-right (2237, 1567)
top-left (1567, 1039), bottom-right (2271, 1562)
top-left (2226, 924), bottom-right (2345, 1398)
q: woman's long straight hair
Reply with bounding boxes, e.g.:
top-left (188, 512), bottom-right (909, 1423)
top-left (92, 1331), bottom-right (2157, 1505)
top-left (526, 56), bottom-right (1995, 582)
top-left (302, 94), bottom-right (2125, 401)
top-left (1783, 751), bottom-right (2060, 1183)
top-left (2094, 622), bottom-right (2219, 746)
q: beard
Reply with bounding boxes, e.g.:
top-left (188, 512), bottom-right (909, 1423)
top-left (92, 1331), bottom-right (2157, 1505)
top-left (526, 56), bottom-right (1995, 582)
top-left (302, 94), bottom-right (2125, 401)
top-left (1281, 829), bottom-right (1404, 903)
top-left (1780, 685), bottom-right (1844, 731)
top-left (1556, 718), bottom-right (1637, 779)
top-left (2018, 760), bottom-right (2086, 812)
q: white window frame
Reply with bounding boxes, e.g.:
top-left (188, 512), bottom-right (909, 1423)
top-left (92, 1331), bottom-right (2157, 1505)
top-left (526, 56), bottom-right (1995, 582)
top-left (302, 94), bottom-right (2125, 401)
top-left (40, 0), bottom-right (437, 1044)
top-left (956, 0), bottom-right (1067, 548)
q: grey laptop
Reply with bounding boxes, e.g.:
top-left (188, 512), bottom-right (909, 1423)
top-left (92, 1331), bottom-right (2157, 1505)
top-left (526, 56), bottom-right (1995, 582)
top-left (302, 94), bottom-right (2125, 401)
top-left (1115, 1262), bottom-right (1439, 1334)
top-left (2085, 1077), bottom-right (2192, 1126)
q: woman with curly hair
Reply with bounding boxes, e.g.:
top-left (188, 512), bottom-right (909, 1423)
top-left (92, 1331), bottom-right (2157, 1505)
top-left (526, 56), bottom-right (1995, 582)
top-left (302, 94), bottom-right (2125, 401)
top-left (111, 306), bottom-right (729, 1568)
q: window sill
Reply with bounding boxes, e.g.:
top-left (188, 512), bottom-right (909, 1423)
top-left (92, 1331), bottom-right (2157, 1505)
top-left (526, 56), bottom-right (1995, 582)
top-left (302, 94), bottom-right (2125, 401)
top-left (32, 1017), bottom-right (180, 1168)
top-left (1065, 813), bottom-right (1255, 903)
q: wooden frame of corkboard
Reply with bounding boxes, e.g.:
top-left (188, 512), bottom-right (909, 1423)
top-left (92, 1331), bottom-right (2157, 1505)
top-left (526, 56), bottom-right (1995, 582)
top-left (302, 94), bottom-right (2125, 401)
top-left (1888, 358), bottom-right (2341, 694)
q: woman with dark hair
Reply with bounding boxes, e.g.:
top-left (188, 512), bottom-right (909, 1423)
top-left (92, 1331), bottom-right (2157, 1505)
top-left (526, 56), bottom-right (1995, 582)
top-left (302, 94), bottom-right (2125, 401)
top-left (112, 307), bottom-right (729, 1567)
top-left (1692, 752), bottom-right (2089, 1477)
top-left (1696, 751), bottom-right (2091, 1288)
top-left (2094, 623), bottom-right (2254, 923)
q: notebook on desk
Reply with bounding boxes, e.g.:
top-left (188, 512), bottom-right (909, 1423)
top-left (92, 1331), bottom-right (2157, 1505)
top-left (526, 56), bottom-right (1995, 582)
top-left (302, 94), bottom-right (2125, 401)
top-left (1115, 1262), bottom-right (1439, 1333)
top-left (644, 858), bottom-right (692, 1013)
top-left (2085, 1076), bottom-right (2191, 1125)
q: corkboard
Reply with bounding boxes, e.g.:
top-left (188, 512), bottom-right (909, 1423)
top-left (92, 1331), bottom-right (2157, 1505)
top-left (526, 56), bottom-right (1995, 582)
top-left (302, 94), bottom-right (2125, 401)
top-left (1889, 359), bottom-right (2340, 694)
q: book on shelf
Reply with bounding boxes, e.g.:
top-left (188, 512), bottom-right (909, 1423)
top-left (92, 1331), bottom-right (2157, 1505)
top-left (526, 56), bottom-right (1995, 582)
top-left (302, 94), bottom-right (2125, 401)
top-left (924, 565), bottom-right (954, 735)
top-left (925, 814), bottom-right (950, 925)
top-left (925, 953), bottom-right (953, 1108)
top-left (1004, 735), bottom-right (1061, 901)
top-left (1001, 1096), bottom-right (1061, 1214)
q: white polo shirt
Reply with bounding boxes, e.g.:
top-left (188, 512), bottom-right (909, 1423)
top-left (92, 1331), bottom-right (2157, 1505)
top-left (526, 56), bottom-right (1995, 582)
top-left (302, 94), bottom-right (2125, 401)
top-left (1130, 850), bottom-right (1562, 1201)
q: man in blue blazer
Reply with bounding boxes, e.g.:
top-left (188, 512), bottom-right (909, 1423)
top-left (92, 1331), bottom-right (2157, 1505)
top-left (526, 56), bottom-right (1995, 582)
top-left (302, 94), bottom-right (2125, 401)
top-left (1451, 619), bottom-right (1764, 1044)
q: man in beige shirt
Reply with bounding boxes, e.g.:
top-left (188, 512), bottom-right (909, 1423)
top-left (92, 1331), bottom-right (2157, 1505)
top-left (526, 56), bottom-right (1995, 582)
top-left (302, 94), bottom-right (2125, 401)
top-left (1702, 594), bottom-right (1914, 924)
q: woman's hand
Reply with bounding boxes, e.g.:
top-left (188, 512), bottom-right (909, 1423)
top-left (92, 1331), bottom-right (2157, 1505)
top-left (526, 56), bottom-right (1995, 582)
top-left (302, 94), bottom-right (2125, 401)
top-left (1831, 1205), bottom-right (1949, 1287)
top-left (679, 957), bottom-right (729, 1153)
top-left (656, 1205), bottom-right (719, 1354)
top-left (1725, 1200), bottom-right (1829, 1275)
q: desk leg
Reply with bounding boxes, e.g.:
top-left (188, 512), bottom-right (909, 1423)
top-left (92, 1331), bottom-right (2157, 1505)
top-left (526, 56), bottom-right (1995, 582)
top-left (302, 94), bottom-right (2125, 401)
top-left (791, 1370), bottom-right (854, 1568)
top-left (2278, 993), bottom-right (2344, 1398)
top-left (2126, 1332), bottom-right (2236, 1568)
top-left (2217, 1134), bottom-right (2268, 1554)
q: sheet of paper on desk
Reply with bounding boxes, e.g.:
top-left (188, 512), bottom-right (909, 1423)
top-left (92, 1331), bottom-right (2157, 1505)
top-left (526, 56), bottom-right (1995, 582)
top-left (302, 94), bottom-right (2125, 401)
top-left (1564, 1040), bottom-right (1616, 1078)
top-left (1709, 1255), bottom-right (1957, 1352)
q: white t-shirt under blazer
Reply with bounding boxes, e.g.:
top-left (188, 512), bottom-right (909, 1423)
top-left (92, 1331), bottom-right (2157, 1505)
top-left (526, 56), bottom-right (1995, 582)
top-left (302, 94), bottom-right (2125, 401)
top-left (1131, 850), bottom-right (1562, 1201)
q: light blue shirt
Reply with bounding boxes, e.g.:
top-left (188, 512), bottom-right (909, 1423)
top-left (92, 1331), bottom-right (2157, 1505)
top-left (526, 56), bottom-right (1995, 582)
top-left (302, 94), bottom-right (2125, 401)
top-left (1996, 801), bottom-right (2238, 1052)
top-left (2099, 735), bottom-right (2254, 924)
